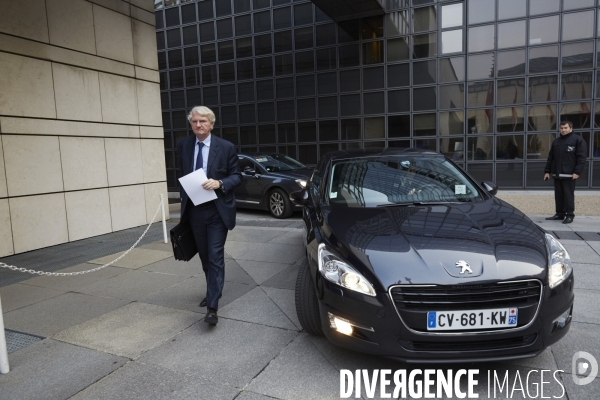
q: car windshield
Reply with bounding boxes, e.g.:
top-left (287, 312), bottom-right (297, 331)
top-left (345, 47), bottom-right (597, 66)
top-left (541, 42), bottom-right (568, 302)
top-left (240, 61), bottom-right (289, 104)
top-left (253, 154), bottom-right (307, 171)
top-left (327, 156), bottom-right (483, 207)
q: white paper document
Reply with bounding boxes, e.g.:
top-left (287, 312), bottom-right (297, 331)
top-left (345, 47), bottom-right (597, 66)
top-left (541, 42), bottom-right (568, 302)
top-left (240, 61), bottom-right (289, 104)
top-left (178, 168), bottom-right (218, 205)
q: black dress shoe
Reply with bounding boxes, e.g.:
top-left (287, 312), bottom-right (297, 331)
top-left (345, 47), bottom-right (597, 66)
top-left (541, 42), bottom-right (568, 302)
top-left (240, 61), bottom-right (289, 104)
top-left (545, 214), bottom-right (565, 220)
top-left (563, 217), bottom-right (573, 224)
top-left (199, 293), bottom-right (222, 308)
top-left (204, 308), bottom-right (218, 325)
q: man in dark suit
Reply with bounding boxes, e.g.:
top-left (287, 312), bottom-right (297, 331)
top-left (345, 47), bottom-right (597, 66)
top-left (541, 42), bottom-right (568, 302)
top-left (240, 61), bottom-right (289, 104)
top-left (177, 106), bottom-right (241, 325)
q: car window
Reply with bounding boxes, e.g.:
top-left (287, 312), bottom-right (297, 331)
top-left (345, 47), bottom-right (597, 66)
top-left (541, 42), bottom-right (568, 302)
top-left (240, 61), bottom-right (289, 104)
top-left (253, 154), bottom-right (306, 171)
top-left (310, 156), bottom-right (327, 201)
top-left (238, 157), bottom-right (258, 172)
top-left (327, 156), bottom-right (483, 207)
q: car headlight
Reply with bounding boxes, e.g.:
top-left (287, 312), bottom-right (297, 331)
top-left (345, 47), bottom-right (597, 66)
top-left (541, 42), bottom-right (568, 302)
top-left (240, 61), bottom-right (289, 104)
top-left (295, 179), bottom-right (307, 188)
top-left (318, 244), bottom-right (376, 296)
top-left (545, 233), bottom-right (573, 289)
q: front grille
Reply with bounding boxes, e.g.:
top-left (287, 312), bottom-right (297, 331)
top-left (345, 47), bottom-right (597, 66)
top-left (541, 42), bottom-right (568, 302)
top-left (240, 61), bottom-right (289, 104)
top-left (390, 280), bottom-right (542, 311)
top-left (405, 334), bottom-right (537, 352)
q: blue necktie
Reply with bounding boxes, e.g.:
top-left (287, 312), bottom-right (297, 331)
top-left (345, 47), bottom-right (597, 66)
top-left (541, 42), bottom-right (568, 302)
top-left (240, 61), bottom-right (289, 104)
top-left (195, 142), bottom-right (204, 171)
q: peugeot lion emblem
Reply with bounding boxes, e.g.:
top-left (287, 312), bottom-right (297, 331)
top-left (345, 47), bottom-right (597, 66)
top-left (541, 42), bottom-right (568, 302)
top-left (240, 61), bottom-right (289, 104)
top-left (455, 260), bottom-right (473, 274)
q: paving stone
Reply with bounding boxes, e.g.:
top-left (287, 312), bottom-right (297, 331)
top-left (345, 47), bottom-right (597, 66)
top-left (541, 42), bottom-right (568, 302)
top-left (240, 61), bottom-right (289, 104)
top-left (235, 391), bottom-right (277, 400)
top-left (3, 292), bottom-right (128, 337)
top-left (226, 227), bottom-right (283, 243)
top-left (224, 258), bottom-right (256, 285)
top-left (138, 318), bottom-right (297, 388)
top-left (572, 289), bottom-right (600, 325)
top-left (576, 231), bottom-right (600, 241)
top-left (560, 369), bottom-right (600, 400)
top-left (499, 347), bottom-right (559, 371)
top-left (78, 270), bottom-right (186, 301)
top-left (573, 263), bottom-right (600, 290)
top-left (0, 339), bottom-right (127, 400)
top-left (261, 264), bottom-right (301, 290)
top-left (70, 361), bottom-right (240, 400)
top-left (553, 230), bottom-right (582, 241)
top-left (19, 263), bottom-right (129, 292)
top-left (559, 239), bottom-right (589, 246)
top-left (262, 286), bottom-right (302, 330)
top-left (237, 259), bottom-right (293, 285)
top-left (139, 240), bottom-right (172, 252)
top-left (88, 248), bottom-right (173, 269)
top-left (0, 283), bottom-right (65, 312)
top-left (225, 241), bottom-right (304, 263)
top-left (139, 256), bottom-right (202, 277)
top-left (566, 245), bottom-right (600, 264)
top-left (54, 302), bottom-right (201, 358)
top-left (247, 333), bottom-right (341, 400)
top-left (550, 322), bottom-right (600, 374)
top-left (588, 241), bottom-right (600, 254)
top-left (219, 287), bottom-right (297, 330)
top-left (267, 229), bottom-right (304, 245)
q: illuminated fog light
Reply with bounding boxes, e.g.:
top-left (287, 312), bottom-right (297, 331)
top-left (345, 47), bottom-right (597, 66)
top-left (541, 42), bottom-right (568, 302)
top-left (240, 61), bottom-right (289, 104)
top-left (328, 312), bottom-right (374, 337)
top-left (552, 306), bottom-right (572, 331)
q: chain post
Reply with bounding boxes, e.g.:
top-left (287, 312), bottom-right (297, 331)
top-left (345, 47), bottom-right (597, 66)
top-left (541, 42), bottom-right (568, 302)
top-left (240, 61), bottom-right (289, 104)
top-left (161, 194), bottom-right (168, 244)
top-left (0, 295), bottom-right (9, 374)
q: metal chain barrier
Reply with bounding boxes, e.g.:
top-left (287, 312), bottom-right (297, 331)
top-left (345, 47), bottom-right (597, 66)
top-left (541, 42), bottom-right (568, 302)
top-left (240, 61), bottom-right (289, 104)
top-left (0, 198), bottom-right (165, 277)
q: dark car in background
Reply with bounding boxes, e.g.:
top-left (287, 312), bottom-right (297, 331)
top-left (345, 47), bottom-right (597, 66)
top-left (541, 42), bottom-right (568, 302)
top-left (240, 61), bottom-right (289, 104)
top-left (234, 153), bottom-right (313, 218)
top-left (292, 148), bottom-right (574, 362)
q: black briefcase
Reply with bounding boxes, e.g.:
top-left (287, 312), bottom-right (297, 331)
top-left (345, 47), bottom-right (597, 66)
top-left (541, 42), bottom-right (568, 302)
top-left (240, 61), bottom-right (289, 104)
top-left (170, 219), bottom-right (198, 261)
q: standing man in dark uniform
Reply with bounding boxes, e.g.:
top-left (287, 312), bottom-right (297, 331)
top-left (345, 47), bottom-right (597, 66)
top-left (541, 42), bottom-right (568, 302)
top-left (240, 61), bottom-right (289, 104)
top-left (544, 120), bottom-right (587, 224)
top-left (177, 106), bottom-right (241, 325)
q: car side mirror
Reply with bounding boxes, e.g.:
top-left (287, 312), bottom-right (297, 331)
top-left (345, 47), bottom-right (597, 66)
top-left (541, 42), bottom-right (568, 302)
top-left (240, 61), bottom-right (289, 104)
top-left (243, 166), bottom-right (256, 175)
top-left (290, 189), bottom-right (309, 206)
top-left (482, 181), bottom-right (498, 196)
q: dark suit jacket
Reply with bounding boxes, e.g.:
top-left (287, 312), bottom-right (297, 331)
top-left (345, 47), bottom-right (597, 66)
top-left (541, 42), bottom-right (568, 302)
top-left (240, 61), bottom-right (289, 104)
top-left (177, 134), bottom-right (242, 230)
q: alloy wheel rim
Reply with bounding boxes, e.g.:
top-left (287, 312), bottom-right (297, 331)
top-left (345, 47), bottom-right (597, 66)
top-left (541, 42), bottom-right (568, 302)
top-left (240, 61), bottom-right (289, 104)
top-left (270, 192), bottom-right (284, 216)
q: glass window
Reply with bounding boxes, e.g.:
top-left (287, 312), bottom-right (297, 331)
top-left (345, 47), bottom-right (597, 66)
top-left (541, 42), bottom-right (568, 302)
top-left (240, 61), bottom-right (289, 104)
top-left (413, 87), bottom-right (436, 111)
top-left (439, 84), bottom-right (464, 109)
top-left (497, 78), bottom-right (525, 105)
top-left (316, 24), bottom-right (336, 47)
top-left (441, 30), bottom-right (463, 54)
top-left (363, 41), bottom-right (384, 64)
top-left (315, 6), bottom-right (332, 23)
top-left (294, 3), bottom-right (313, 26)
top-left (156, 10), bottom-right (164, 29)
top-left (498, 20), bottom-right (526, 49)
top-left (440, 56), bottom-right (465, 82)
top-left (441, 3), bottom-right (463, 29)
top-left (561, 72), bottom-right (593, 100)
top-left (364, 117), bottom-right (385, 139)
top-left (467, 53), bottom-right (494, 80)
top-left (341, 119), bottom-right (361, 140)
top-left (414, 113), bottom-right (437, 136)
top-left (299, 144), bottom-right (317, 164)
top-left (413, 33), bottom-right (437, 58)
top-left (440, 136), bottom-right (466, 160)
top-left (414, 138), bottom-right (437, 151)
top-left (254, 0), bottom-right (270, 10)
top-left (199, 22), bottom-right (215, 42)
top-left (316, 48), bottom-right (336, 71)
top-left (237, 59), bottom-right (254, 80)
top-left (221, 106), bottom-right (237, 125)
top-left (413, 6), bottom-right (437, 32)
top-left (468, 81), bottom-right (494, 107)
top-left (593, 132), bottom-right (600, 156)
top-left (497, 135), bottom-right (524, 159)
top-left (254, 10), bottom-right (271, 33)
top-left (467, 163), bottom-right (493, 181)
top-left (362, 16), bottom-right (384, 39)
top-left (182, 26), bottom-right (198, 45)
top-left (361, 67), bottom-right (382, 90)
top-left (198, 1), bottom-right (214, 21)
top-left (258, 102), bottom-right (275, 122)
top-left (219, 62), bottom-right (235, 82)
top-left (338, 20), bottom-right (360, 43)
top-left (218, 40), bottom-right (234, 61)
top-left (388, 63), bottom-right (410, 87)
top-left (388, 115), bottom-right (411, 138)
top-left (203, 86), bottom-right (218, 105)
top-left (468, 0), bottom-right (495, 25)
top-left (496, 162), bottom-right (523, 187)
top-left (560, 103), bottom-right (592, 129)
top-left (256, 80), bottom-right (274, 100)
top-left (276, 77), bottom-right (294, 98)
top-left (254, 34), bottom-right (272, 55)
top-left (215, 0), bottom-right (232, 17)
top-left (562, 41), bottom-right (594, 71)
top-left (278, 123), bottom-right (296, 143)
top-left (184, 47), bottom-right (199, 66)
top-left (234, 0), bottom-right (251, 13)
top-left (236, 37), bottom-right (253, 58)
top-left (528, 45), bottom-right (558, 74)
top-left (255, 56), bottom-right (273, 78)
top-left (529, 75), bottom-right (558, 102)
top-left (182, 3), bottom-right (196, 24)
top-left (156, 32), bottom-right (165, 50)
top-left (240, 105), bottom-right (256, 124)
top-left (340, 69), bottom-right (361, 92)
top-left (339, 44), bottom-right (360, 68)
top-left (298, 98), bottom-right (316, 120)
top-left (468, 25), bottom-right (495, 52)
top-left (388, 89), bottom-right (410, 113)
top-left (238, 82), bottom-right (255, 102)
top-left (216, 18), bottom-right (233, 39)
top-left (364, 92), bottom-right (385, 114)
top-left (170, 90), bottom-right (185, 108)
top-left (468, 109), bottom-right (494, 133)
top-left (498, 0), bottom-right (526, 20)
top-left (319, 120), bottom-right (339, 141)
top-left (564, 0), bottom-right (596, 11)
top-left (273, 7), bottom-right (292, 30)
top-left (439, 111), bottom-right (464, 135)
top-left (466, 137), bottom-right (493, 160)
top-left (529, 16), bottom-right (559, 45)
top-left (296, 74), bottom-right (315, 96)
top-left (275, 53), bottom-right (293, 75)
top-left (158, 51), bottom-right (167, 70)
top-left (201, 43), bottom-right (216, 63)
top-left (295, 27), bottom-right (314, 50)
top-left (386, 11), bottom-right (410, 37)
top-left (319, 96), bottom-right (338, 118)
top-left (528, 105), bottom-right (557, 131)
top-left (388, 37), bottom-right (410, 62)
top-left (187, 88), bottom-right (202, 108)
top-left (530, 0), bottom-right (559, 15)
top-left (497, 106), bottom-right (524, 132)
top-left (168, 49), bottom-right (182, 68)
top-left (413, 60), bottom-right (436, 85)
top-left (274, 30), bottom-right (292, 52)
top-left (497, 49), bottom-right (525, 77)
top-left (295, 50), bottom-right (314, 73)
top-left (201, 65), bottom-right (217, 84)
top-left (341, 94), bottom-right (361, 116)
top-left (317, 72), bottom-right (337, 94)
top-left (221, 84), bottom-right (236, 104)
top-left (258, 124), bottom-right (276, 145)
top-left (166, 28), bottom-right (181, 48)
top-left (185, 67), bottom-right (200, 87)
top-left (526, 133), bottom-right (555, 160)
top-left (235, 15), bottom-right (252, 36)
top-left (563, 11), bottom-right (595, 41)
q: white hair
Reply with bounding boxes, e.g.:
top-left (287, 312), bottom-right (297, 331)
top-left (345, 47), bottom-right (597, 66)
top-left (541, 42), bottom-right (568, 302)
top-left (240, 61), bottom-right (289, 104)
top-left (187, 106), bottom-right (216, 124)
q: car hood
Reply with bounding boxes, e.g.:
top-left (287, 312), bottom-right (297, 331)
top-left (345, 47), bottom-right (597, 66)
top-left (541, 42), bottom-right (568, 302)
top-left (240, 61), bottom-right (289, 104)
top-left (268, 168), bottom-right (313, 180)
top-left (322, 198), bottom-right (548, 290)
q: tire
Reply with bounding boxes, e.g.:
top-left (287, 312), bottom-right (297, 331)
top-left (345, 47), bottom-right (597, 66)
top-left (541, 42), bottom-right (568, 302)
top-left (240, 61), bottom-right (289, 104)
top-left (295, 258), bottom-right (323, 336)
top-left (268, 188), bottom-right (293, 219)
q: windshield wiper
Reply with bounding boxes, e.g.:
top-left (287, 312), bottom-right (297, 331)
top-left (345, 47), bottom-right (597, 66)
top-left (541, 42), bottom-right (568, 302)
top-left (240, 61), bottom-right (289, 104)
top-left (376, 201), bottom-right (462, 207)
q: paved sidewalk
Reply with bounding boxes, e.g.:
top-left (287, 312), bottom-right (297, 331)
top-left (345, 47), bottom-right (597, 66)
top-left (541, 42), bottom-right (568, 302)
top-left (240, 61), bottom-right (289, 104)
top-left (0, 210), bottom-right (599, 399)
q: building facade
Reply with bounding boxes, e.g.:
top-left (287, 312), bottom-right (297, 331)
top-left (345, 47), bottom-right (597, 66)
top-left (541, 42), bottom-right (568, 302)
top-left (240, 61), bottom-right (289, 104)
top-left (0, 0), bottom-right (166, 257)
top-left (156, 0), bottom-right (600, 193)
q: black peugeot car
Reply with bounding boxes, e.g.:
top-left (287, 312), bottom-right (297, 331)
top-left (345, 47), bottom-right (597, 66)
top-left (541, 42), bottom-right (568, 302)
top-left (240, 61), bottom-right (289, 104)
top-left (234, 153), bottom-right (313, 218)
top-left (292, 148), bottom-right (574, 362)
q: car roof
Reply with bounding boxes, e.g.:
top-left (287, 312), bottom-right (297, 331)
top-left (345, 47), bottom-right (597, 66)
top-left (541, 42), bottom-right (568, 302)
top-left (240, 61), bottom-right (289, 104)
top-left (322, 147), bottom-right (442, 162)
top-left (238, 153), bottom-right (285, 158)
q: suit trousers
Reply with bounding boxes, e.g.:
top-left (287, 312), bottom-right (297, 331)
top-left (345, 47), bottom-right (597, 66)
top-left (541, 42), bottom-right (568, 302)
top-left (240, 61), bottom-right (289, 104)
top-left (187, 200), bottom-right (228, 310)
top-left (553, 178), bottom-right (576, 218)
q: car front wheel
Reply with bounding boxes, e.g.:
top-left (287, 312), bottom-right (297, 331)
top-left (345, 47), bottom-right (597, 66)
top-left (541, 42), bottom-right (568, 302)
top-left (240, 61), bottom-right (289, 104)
top-left (269, 188), bottom-right (293, 219)
top-left (295, 258), bottom-right (323, 336)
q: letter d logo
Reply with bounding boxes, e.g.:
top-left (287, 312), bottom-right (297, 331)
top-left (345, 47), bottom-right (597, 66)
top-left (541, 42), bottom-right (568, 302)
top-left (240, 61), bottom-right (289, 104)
top-left (572, 351), bottom-right (598, 386)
